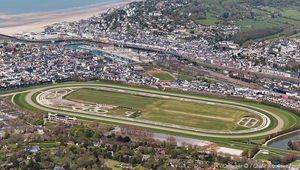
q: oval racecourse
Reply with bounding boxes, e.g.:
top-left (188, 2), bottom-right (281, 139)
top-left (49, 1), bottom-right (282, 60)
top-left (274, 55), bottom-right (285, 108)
top-left (7, 82), bottom-right (300, 139)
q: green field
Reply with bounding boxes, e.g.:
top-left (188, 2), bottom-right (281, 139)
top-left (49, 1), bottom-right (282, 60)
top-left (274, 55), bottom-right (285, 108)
top-left (13, 93), bottom-right (39, 112)
top-left (254, 152), bottom-right (280, 161)
top-left (8, 81), bottom-right (300, 156)
top-left (290, 160), bottom-right (300, 166)
top-left (290, 32), bottom-right (300, 39)
top-left (238, 19), bottom-right (276, 32)
top-left (190, 1), bottom-right (300, 44)
top-left (196, 12), bottom-right (219, 25)
top-left (151, 73), bottom-right (175, 81)
top-left (176, 74), bottom-right (194, 80)
top-left (105, 159), bottom-right (137, 170)
top-left (25, 81), bottom-right (300, 135)
top-left (65, 88), bottom-right (259, 131)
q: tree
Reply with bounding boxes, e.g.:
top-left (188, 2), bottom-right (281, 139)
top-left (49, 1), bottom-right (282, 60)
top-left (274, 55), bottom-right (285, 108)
top-left (191, 150), bottom-right (198, 158)
top-left (268, 155), bottom-right (281, 164)
top-left (70, 125), bottom-right (94, 142)
top-left (143, 155), bottom-right (157, 169)
top-left (166, 136), bottom-right (177, 146)
top-left (78, 154), bottom-right (96, 168)
top-left (8, 134), bottom-right (24, 144)
top-left (116, 136), bottom-right (123, 142)
top-left (9, 153), bottom-right (20, 168)
top-left (242, 149), bottom-right (249, 158)
top-left (123, 136), bottom-right (131, 143)
top-left (52, 123), bottom-right (66, 137)
top-left (282, 153), bottom-right (297, 165)
top-left (170, 149), bottom-right (179, 158)
top-left (222, 12), bottom-right (229, 18)
top-left (287, 140), bottom-right (299, 150)
top-left (35, 154), bottom-right (41, 162)
top-left (35, 119), bottom-right (44, 125)
top-left (24, 159), bottom-right (42, 170)
top-left (250, 145), bottom-right (259, 158)
top-left (3, 132), bottom-right (10, 139)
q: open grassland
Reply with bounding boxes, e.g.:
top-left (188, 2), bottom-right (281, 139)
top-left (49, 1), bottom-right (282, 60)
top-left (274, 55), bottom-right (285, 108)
top-left (290, 160), bottom-right (300, 166)
top-left (88, 81), bottom-right (300, 132)
top-left (150, 72), bottom-right (175, 81)
top-left (282, 9), bottom-right (300, 19)
top-left (28, 81), bottom-right (299, 133)
top-left (264, 7), bottom-right (300, 20)
top-left (240, 102), bottom-right (298, 129)
top-left (196, 12), bottom-right (219, 25)
top-left (9, 81), bottom-right (300, 155)
top-left (238, 19), bottom-right (276, 32)
top-left (9, 81), bottom-right (300, 140)
top-left (92, 80), bottom-right (298, 130)
top-left (254, 152), bottom-right (281, 161)
top-left (290, 32), bottom-right (300, 38)
top-left (105, 159), bottom-right (124, 170)
top-left (65, 88), bottom-right (258, 131)
top-left (104, 159), bottom-right (142, 170)
top-left (176, 74), bottom-right (194, 80)
top-left (13, 93), bottom-right (40, 112)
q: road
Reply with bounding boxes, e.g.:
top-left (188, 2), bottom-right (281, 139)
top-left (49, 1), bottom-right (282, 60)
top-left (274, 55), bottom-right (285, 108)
top-left (6, 83), bottom-right (283, 139)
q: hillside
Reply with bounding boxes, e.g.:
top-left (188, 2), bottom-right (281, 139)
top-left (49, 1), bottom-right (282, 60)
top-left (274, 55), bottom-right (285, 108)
top-left (99, 0), bottom-right (300, 45)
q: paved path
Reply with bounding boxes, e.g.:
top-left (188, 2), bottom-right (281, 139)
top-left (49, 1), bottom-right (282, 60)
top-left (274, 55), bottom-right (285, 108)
top-left (3, 83), bottom-right (285, 138)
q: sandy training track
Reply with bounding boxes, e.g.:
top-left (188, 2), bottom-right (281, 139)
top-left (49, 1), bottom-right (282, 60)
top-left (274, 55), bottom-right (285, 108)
top-left (3, 83), bottom-right (285, 138)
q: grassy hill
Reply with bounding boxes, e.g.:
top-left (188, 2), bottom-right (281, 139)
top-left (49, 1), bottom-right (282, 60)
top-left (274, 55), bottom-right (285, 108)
top-left (110, 0), bottom-right (300, 45)
top-left (179, 0), bottom-right (300, 44)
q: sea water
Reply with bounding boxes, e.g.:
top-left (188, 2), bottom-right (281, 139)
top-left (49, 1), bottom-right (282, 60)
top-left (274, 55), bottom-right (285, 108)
top-left (0, 0), bottom-right (124, 15)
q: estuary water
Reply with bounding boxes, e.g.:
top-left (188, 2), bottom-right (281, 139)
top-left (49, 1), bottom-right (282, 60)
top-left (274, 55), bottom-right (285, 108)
top-left (267, 131), bottom-right (300, 150)
top-left (65, 44), bottom-right (133, 63)
top-left (0, 0), bottom-right (124, 15)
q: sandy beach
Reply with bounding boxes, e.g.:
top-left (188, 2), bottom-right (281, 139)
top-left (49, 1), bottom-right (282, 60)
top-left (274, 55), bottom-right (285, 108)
top-left (0, 1), bottom-right (135, 35)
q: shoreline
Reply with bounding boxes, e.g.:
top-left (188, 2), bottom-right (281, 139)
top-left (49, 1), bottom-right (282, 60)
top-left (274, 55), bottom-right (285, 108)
top-left (0, 0), bottom-right (136, 35)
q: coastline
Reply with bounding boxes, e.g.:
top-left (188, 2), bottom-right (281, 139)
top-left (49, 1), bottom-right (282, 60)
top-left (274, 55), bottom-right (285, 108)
top-left (0, 0), bottom-right (136, 35)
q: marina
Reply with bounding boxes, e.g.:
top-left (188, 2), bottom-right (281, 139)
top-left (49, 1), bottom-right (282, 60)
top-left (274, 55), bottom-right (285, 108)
top-left (65, 44), bottom-right (135, 63)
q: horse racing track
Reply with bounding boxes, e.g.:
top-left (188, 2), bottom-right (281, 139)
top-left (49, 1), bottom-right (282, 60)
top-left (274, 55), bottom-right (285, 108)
top-left (10, 82), bottom-right (299, 139)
